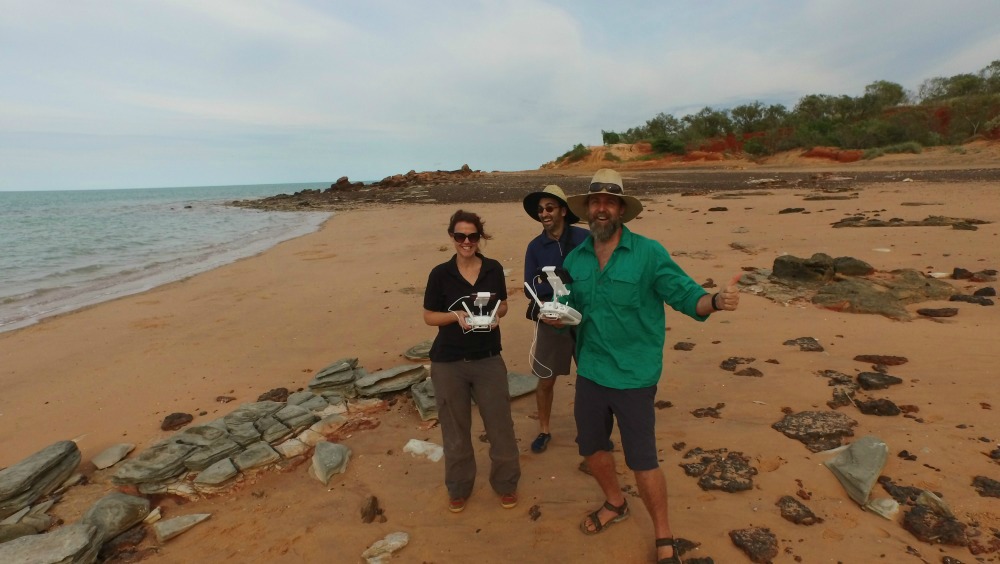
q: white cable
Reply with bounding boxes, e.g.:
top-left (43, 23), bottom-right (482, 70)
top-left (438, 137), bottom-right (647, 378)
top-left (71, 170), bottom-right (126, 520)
top-left (527, 276), bottom-right (556, 379)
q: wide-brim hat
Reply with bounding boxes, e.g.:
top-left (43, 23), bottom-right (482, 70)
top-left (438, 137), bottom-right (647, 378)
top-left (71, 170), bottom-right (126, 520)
top-left (522, 184), bottom-right (579, 224)
top-left (566, 169), bottom-right (643, 223)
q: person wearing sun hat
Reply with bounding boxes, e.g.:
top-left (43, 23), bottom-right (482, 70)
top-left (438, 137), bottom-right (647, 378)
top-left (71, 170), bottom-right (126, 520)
top-left (549, 169), bottom-right (743, 563)
top-left (522, 184), bottom-right (589, 454)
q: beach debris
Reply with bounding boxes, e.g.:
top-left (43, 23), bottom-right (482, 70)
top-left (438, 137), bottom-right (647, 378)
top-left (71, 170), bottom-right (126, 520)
top-left (160, 412), bottom-right (193, 431)
top-left (680, 447), bottom-right (757, 493)
top-left (783, 336), bottom-right (824, 352)
top-left (152, 513), bottom-right (211, 543)
top-left (917, 307), bottom-right (959, 317)
top-left (729, 241), bottom-right (761, 255)
top-left (402, 439), bottom-right (443, 462)
top-left (972, 476), bottom-right (1000, 498)
top-left (823, 435), bottom-right (888, 505)
top-left (857, 372), bottom-right (903, 390)
top-left (311, 441), bottom-right (352, 485)
top-left (865, 497), bottom-right (900, 520)
top-left (776, 495), bottom-right (823, 525)
top-left (729, 526), bottom-right (778, 563)
top-left (91, 443), bottom-right (135, 470)
top-left (361, 495), bottom-right (385, 524)
top-left (772, 411), bottom-right (857, 452)
top-left (0, 440), bottom-right (81, 520)
top-left (361, 531), bottom-right (409, 564)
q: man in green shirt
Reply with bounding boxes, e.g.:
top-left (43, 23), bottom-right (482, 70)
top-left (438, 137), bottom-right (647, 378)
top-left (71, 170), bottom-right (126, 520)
top-left (548, 169), bottom-right (741, 564)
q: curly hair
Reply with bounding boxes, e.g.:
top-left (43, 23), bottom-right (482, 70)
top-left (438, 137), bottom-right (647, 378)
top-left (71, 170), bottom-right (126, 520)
top-left (447, 209), bottom-right (492, 241)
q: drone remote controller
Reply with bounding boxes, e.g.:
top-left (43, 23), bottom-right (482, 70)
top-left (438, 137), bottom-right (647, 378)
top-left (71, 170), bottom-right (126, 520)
top-left (461, 292), bottom-right (501, 331)
top-left (524, 267), bottom-right (582, 326)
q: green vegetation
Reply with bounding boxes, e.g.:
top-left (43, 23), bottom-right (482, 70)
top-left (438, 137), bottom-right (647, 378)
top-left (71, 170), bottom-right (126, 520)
top-left (600, 60), bottom-right (1000, 157)
top-left (556, 143), bottom-right (591, 164)
top-left (863, 142), bottom-right (923, 160)
top-left (603, 152), bottom-right (622, 162)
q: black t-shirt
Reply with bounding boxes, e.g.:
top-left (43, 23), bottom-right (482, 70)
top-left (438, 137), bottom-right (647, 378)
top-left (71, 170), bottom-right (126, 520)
top-left (423, 253), bottom-right (507, 362)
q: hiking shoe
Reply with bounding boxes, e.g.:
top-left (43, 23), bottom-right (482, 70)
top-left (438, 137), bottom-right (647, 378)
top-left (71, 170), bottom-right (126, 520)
top-left (500, 492), bottom-right (518, 509)
top-left (531, 433), bottom-right (552, 453)
top-left (449, 497), bottom-right (467, 513)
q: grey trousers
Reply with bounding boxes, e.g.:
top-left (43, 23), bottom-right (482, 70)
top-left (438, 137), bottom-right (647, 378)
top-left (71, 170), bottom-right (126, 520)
top-left (430, 355), bottom-right (520, 499)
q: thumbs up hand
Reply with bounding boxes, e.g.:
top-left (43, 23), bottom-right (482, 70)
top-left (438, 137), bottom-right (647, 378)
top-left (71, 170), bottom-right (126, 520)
top-left (714, 273), bottom-right (742, 312)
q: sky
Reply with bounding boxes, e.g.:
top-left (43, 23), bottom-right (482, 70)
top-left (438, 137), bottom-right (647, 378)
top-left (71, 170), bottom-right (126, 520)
top-left (2, 1), bottom-right (999, 191)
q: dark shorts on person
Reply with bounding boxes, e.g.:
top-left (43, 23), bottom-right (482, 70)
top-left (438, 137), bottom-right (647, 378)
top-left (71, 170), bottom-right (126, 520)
top-left (530, 322), bottom-right (575, 378)
top-left (574, 374), bottom-right (659, 471)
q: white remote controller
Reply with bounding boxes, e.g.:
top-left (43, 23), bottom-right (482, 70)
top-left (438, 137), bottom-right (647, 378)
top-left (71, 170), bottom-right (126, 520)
top-left (461, 292), bottom-right (500, 331)
top-left (524, 267), bottom-right (582, 326)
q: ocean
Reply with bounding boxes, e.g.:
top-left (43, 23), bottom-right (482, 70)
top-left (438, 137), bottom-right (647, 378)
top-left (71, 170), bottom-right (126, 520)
top-left (0, 183), bottom-right (333, 334)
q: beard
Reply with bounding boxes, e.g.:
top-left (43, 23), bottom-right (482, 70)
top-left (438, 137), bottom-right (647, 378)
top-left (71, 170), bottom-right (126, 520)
top-left (589, 216), bottom-right (621, 242)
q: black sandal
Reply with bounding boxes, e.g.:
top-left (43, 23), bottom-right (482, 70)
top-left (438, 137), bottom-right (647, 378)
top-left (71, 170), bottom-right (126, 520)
top-left (655, 537), bottom-right (680, 564)
top-left (579, 499), bottom-right (629, 535)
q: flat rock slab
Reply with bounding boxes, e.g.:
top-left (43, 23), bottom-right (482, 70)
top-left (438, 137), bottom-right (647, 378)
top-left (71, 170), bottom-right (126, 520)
top-left (356, 364), bottom-right (428, 396)
top-left (404, 340), bottom-right (433, 361)
top-left (312, 442), bottom-right (352, 485)
top-left (0, 522), bottom-right (99, 564)
top-left (857, 372), bottom-right (903, 390)
top-left (91, 443), bottom-right (135, 470)
top-left (0, 440), bottom-right (81, 519)
top-left (81, 492), bottom-right (150, 544)
top-left (153, 513), bottom-right (211, 543)
top-left (917, 307), bottom-right (959, 317)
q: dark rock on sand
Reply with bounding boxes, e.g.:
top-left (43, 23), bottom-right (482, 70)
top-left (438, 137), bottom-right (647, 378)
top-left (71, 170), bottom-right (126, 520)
top-left (812, 269), bottom-right (955, 320)
top-left (856, 398), bottom-right (901, 416)
top-left (673, 341), bottom-right (696, 351)
top-left (720, 357), bottom-right (755, 371)
top-left (879, 476), bottom-right (926, 504)
top-left (691, 404), bottom-right (725, 418)
top-left (949, 294), bottom-right (995, 306)
top-left (972, 476), bottom-right (1000, 498)
top-left (735, 367), bottom-right (764, 377)
top-left (916, 307), bottom-right (958, 317)
top-left (680, 447), bottom-right (757, 493)
top-left (361, 495), bottom-right (385, 523)
top-left (772, 253), bottom-right (835, 283)
top-left (161, 412), bottom-right (194, 431)
top-left (854, 355), bottom-right (908, 366)
top-left (257, 388), bottom-right (290, 402)
top-left (974, 287), bottom-right (997, 297)
top-left (953, 268), bottom-right (974, 280)
top-left (729, 526), bottom-right (779, 563)
top-left (857, 372), bottom-right (903, 390)
top-left (902, 505), bottom-right (968, 546)
top-left (778, 207), bottom-right (805, 214)
top-left (772, 411), bottom-right (858, 452)
top-left (783, 336), bottom-right (824, 352)
top-left (776, 495), bottom-right (824, 525)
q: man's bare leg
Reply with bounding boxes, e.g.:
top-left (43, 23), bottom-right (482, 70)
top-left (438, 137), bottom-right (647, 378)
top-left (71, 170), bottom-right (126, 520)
top-left (635, 468), bottom-right (675, 560)
top-left (535, 376), bottom-right (556, 434)
top-left (581, 450), bottom-right (627, 531)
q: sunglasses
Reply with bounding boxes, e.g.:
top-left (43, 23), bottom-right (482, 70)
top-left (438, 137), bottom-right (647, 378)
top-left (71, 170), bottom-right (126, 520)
top-left (589, 182), bottom-right (623, 194)
top-left (537, 204), bottom-right (560, 214)
top-left (451, 232), bottom-right (482, 243)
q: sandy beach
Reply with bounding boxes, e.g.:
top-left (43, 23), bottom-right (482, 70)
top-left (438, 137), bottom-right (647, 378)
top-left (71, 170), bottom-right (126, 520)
top-left (2, 150), bottom-right (999, 562)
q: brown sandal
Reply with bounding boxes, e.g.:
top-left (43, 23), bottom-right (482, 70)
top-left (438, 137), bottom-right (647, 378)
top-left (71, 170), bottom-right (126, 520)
top-left (579, 500), bottom-right (629, 535)
top-left (655, 537), bottom-right (680, 564)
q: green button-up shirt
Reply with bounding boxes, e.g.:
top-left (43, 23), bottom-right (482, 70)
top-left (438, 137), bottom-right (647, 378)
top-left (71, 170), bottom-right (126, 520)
top-left (563, 225), bottom-right (708, 389)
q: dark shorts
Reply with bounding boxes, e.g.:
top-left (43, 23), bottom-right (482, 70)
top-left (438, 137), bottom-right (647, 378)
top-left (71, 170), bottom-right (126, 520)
top-left (574, 374), bottom-right (659, 471)
top-left (530, 322), bottom-right (575, 378)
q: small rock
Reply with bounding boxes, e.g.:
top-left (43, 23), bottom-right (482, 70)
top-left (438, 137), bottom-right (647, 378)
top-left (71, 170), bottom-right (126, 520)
top-left (673, 342), bottom-right (695, 351)
top-left (916, 308), bottom-right (958, 317)
top-left (161, 413), bottom-right (193, 431)
top-left (783, 337), bottom-right (824, 352)
top-left (729, 526), bottom-right (778, 563)
top-left (153, 513), bottom-right (211, 543)
top-left (776, 495), bottom-right (823, 525)
top-left (853, 355), bottom-right (908, 366)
